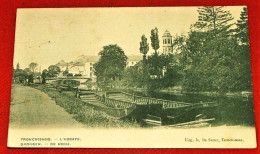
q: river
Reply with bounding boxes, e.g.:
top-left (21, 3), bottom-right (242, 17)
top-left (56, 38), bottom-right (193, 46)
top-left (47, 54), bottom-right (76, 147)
top-left (125, 90), bottom-right (255, 127)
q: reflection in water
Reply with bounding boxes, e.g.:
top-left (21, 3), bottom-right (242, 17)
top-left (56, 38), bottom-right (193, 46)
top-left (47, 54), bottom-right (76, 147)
top-left (126, 90), bottom-right (255, 127)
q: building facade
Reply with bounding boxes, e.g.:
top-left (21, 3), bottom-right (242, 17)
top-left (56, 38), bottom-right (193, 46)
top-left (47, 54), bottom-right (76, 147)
top-left (162, 30), bottom-right (173, 54)
top-left (56, 55), bottom-right (142, 79)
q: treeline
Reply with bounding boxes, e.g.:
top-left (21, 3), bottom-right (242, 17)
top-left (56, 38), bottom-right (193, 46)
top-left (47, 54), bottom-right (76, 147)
top-left (13, 62), bottom-right (62, 84)
top-left (95, 7), bottom-right (252, 93)
top-left (126, 7), bottom-right (252, 93)
top-left (178, 7), bottom-right (251, 93)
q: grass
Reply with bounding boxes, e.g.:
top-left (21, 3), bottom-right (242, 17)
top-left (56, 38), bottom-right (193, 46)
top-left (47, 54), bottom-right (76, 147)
top-left (34, 84), bottom-right (140, 128)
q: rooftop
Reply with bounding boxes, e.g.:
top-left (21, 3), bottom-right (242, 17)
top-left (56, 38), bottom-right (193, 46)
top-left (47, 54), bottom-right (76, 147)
top-left (162, 30), bottom-right (172, 37)
top-left (56, 55), bottom-right (142, 67)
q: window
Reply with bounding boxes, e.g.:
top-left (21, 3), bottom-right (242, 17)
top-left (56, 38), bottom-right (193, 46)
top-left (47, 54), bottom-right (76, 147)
top-left (90, 63), bottom-right (92, 66)
top-left (132, 62), bottom-right (134, 65)
top-left (90, 73), bottom-right (92, 77)
top-left (168, 39), bottom-right (170, 44)
top-left (90, 67), bottom-right (93, 71)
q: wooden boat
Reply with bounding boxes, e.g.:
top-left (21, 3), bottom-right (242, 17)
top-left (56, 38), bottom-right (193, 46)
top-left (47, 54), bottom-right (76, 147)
top-left (76, 89), bottom-right (138, 119)
top-left (159, 118), bottom-right (215, 128)
top-left (105, 91), bottom-right (218, 126)
top-left (75, 90), bottom-right (218, 126)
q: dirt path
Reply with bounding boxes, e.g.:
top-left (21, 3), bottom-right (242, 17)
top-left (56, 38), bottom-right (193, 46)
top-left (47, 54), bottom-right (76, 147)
top-left (9, 85), bottom-right (86, 129)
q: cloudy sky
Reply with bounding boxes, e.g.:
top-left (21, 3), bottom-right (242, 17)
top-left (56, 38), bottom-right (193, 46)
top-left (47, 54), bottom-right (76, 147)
top-left (13, 6), bottom-right (244, 69)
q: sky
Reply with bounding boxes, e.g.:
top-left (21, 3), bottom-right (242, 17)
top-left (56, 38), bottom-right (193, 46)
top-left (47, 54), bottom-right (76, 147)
top-left (13, 6), bottom-right (245, 70)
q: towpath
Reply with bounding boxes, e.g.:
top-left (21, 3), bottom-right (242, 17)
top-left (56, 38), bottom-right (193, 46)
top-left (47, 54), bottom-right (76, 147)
top-left (9, 85), bottom-right (85, 129)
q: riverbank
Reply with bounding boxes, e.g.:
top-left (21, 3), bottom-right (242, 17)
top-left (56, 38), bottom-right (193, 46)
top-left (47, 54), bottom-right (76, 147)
top-left (33, 84), bottom-right (140, 128)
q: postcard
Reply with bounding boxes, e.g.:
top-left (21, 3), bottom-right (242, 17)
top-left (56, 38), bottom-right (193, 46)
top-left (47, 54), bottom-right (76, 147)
top-left (8, 6), bottom-right (256, 148)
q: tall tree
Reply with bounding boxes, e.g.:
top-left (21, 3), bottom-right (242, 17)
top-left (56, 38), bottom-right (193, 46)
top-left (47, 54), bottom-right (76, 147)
top-left (233, 7), bottom-right (252, 91)
top-left (192, 6), bottom-right (234, 37)
top-left (150, 27), bottom-right (160, 54)
top-left (178, 7), bottom-right (242, 93)
top-left (93, 44), bottom-right (127, 88)
top-left (16, 63), bottom-right (20, 70)
top-left (29, 62), bottom-right (38, 74)
top-left (139, 35), bottom-right (149, 62)
top-left (41, 69), bottom-right (47, 84)
top-left (235, 7), bottom-right (249, 45)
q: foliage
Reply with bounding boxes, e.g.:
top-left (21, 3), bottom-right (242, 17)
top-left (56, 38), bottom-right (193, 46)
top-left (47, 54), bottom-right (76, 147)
top-left (16, 63), bottom-right (20, 70)
top-left (122, 53), bottom-right (181, 91)
top-left (13, 68), bottom-right (30, 83)
top-left (29, 62), bottom-right (38, 73)
top-left (67, 73), bottom-right (73, 77)
top-left (172, 35), bottom-right (187, 53)
top-left (47, 65), bottom-right (61, 78)
top-left (41, 69), bottom-right (47, 84)
top-left (233, 7), bottom-right (252, 91)
top-left (150, 27), bottom-right (160, 53)
top-left (94, 44), bottom-right (127, 88)
top-left (63, 69), bottom-right (69, 76)
top-left (122, 61), bottom-right (149, 88)
top-left (192, 6), bottom-right (234, 36)
top-left (28, 74), bottom-right (34, 83)
top-left (177, 6), bottom-right (252, 93)
top-left (74, 74), bottom-right (82, 77)
top-left (139, 35), bottom-right (149, 61)
top-left (235, 7), bottom-right (249, 45)
top-left (146, 53), bottom-right (181, 91)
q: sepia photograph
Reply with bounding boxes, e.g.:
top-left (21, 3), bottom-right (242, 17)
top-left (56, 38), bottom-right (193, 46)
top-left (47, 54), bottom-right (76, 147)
top-left (8, 6), bottom-right (256, 148)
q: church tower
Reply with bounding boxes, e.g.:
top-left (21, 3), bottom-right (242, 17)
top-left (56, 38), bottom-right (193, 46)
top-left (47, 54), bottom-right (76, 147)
top-left (162, 30), bottom-right (173, 54)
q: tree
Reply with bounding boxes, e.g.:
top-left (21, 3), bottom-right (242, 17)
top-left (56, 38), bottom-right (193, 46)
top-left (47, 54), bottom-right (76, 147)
top-left (177, 7), bottom-right (242, 93)
top-left (192, 6), bottom-right (234, 36)
top-left (47, 65), bottom-right (61, 78)
top-left (28, 73), bottom-right (34, 84)
top-left (139, 35), bottom-right (149, 62)
top-left (172, 35), bottom-right (187, 54)
top-left (16, 63), bottom-right (20, 70)
top-left (121, 61), bottom-right (149, 88)
top-left (13, 69), bottom-right (29, 83)
top-left (41, 69), bottom-right (47, 84)
top-left (150, 27), bottom-right (160, 54)
top-left (233, 7), bottom-right (252, 91)
top-left (63, 70), bottom-right (69, 77)
top-left (29, 62), bottom-right (38, 74)
top-left (93, 44), bottom-right (127, 88)
top-left (145, 53), bottom-right (181, 91)
top-left (235, 7), bottom-right (249, 46)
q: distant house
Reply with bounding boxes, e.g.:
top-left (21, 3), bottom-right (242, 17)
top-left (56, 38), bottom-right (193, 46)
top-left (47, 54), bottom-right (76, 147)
top-left (83, 56), bottom-right (99, 78)
top-left (56, 60), bottom-right (68, 72)
top-left (56, 55), bottom-right (142, 79)
top-left (126, 56), bottom-right (142, 68)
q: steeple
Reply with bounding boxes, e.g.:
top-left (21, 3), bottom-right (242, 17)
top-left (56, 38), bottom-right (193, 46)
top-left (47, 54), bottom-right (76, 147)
top-left (162, 30), bottom-right (173, 54)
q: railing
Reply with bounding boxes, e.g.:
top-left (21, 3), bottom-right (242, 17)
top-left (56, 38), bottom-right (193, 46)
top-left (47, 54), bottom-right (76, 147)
top-left (121, 92), bottom-right (191, 109)
top-left (76, 89), bottom-right (216, 110)
top-left (95, 93), bottom-right (134, 109)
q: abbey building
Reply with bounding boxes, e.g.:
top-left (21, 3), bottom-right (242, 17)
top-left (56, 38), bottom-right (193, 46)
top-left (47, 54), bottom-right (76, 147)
top-left (162, 30), bottom-right (174, 54)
